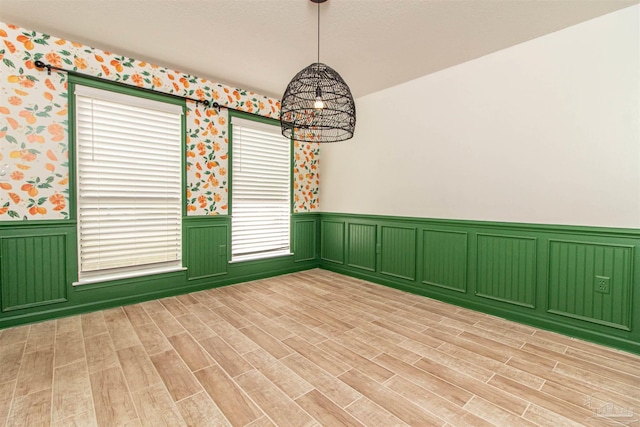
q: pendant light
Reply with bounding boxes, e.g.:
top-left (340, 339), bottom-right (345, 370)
top-left (280, 0), bottom-right (356, 143)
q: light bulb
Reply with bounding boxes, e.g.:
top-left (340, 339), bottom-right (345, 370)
top-left (314, 86), bottom-right (324, 109)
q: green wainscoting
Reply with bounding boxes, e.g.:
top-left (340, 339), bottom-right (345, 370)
top-left (0, 226), bottom-right (72, 312)
top-left (2, 210), bottom-right (639, 355)
top-left (379, 225), bottom-right (417, 281)
top-left (293, 218), bottom-right (319, 262)
top-left (421, 229), bottom-right (467, 293)
top-left (0, 213), bottom-right (319, 329)
top-left (321, 220), bottom-right (345, 264)
top-left (476, 233), bottom-right (537, 308)
top-left (319, 212), bottom-right (640, 355)
top-left (547, 239), bottom-right (633, 331)
top-left (185, 220), bottom-right (229, 280)
top-left (347, 223), bottom-right (377, 271)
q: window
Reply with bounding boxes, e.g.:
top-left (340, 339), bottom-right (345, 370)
top-left (230, 115), bottom-right (291, 262)
top-left (74, 82), bottom-right (184, 282)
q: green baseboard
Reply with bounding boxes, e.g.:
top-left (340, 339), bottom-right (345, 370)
top-left (0, 260), bottom-right (317, 329)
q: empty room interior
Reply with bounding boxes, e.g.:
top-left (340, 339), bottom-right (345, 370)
top-left (0, 0), bottom-right (639, 426)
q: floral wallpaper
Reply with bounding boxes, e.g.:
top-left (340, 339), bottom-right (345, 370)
top-left (0, 26), bottom-right (69, 219)
top-left (185, 101), bottom-right (229, 215)
top-left (0, 21), bottom-right (319, 220)
top-left (294, 140), bottom-right (320, 212)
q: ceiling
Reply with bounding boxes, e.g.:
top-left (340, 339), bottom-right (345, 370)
top-left (1, 0), bottom-right (637, 99)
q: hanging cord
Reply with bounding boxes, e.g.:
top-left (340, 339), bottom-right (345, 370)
top-left (313, 0), bottom-right (325, 111)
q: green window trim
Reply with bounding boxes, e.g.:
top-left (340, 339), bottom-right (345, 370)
top-left (227, 110), bottom-right (295, 262)
top-left (68, 75), bottom-right (187, 284)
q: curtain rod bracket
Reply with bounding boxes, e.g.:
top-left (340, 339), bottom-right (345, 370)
top-left (34, 60), bottom-right (52, 75)
top-left (193, 99), bottom-right (211, 109)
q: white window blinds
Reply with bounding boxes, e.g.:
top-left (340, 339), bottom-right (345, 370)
top-left (231, 116), bottom-right (291, 261)
top-left (75, 85), bottom-right (183, 279)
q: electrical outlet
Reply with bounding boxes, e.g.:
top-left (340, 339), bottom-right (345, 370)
top-left (0, 164), bottom-right (9, 182)
top-left (595, 276), bottom-right (610, 294)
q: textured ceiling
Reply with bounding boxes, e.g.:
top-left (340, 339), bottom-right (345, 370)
top-left (0, 0), bottom-right (637, 99)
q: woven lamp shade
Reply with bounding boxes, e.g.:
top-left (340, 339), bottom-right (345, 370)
top-left (281, 62), bottom-right (356, 143)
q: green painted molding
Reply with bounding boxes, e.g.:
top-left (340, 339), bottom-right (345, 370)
top-left (183, 215), bottom-right (231, 222)
top-left (320, 212), bottom-right (640, 238)
top-left (0, 219), bottom-right (76, 228)
top-left (68, 74), bottom-right (187, 106)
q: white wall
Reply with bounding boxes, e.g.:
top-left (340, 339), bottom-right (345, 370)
top-left (320, 5), bottom-right (640, 228)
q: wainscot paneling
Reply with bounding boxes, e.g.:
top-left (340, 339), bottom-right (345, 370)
top-left (321, 220), bottom-right (345, 264)
top-left (1, 231), bottom-right (70, 311)
top-left (347, 223), bottom-right (377, 271)
top-left (294, 219), bottom-right (318, 262)
top-left (380, 226), bottom-right (417, 281)
top-left (185, 222), bottom-right (228, 280)
top-left (421, 229), bottom-right (467, 292)
top-left (319, 212), bottom-right (640, 355)
top-left (547, 239), bottom-right (633, 330)
top-left (475, 233), bottom-right (537, 308)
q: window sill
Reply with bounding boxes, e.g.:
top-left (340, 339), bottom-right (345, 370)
top-left (73, 265), bottom-right (186, 286)
top-left (230, 251), bottom-right (293, 264)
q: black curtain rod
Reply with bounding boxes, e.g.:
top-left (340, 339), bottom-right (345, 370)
top-left (34, 60), bottom-right (253, 114)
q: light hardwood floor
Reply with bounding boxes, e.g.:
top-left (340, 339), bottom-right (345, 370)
top-left (0, 269), bottom-right (638, 426)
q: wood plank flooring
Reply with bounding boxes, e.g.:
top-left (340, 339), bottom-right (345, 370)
top-left (0, 269), bottom-right (638, 426)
